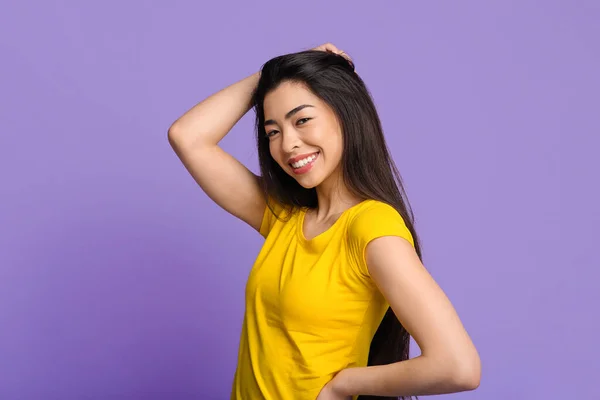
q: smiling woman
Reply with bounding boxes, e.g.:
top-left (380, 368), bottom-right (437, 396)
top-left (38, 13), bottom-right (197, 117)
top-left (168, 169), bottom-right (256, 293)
top-left (264, 103), bottom-right (323, 174)
top-left (263, 82), bottom-right (345, 187)
top-left (168, 43), bottom-right (481, 400)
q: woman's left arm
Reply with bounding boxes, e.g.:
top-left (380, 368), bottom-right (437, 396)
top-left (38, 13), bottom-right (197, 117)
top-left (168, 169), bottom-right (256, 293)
top-left (327, 236), bottom-right (481, 398)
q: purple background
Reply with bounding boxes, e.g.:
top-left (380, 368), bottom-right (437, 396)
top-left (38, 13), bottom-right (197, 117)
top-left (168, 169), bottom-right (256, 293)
top-left (1, 1), bottom-right (598, 399)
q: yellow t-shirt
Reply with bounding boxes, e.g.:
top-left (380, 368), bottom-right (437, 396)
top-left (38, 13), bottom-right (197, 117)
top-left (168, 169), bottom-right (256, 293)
top-left (230, 198), bottom-right (414, 400)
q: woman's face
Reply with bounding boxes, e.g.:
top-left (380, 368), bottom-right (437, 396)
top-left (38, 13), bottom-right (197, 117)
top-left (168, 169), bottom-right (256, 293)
top-left (263, 81), bottom-right (344, 189)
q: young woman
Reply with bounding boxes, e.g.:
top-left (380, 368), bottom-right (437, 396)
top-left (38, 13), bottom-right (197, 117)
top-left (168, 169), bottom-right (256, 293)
top-left (168, 43), bottom-right (481, 400)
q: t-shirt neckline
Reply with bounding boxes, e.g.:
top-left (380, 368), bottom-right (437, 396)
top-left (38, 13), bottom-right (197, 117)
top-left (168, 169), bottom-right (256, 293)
top-left (296, 200), bottom-right (371, 246)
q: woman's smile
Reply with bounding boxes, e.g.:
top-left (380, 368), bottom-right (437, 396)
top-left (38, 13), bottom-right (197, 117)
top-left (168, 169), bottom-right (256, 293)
top-left (289, 151), bottom-right (320, 174)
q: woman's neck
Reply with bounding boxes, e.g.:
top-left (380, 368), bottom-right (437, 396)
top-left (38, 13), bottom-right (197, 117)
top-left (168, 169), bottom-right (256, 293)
top-left (313, 174), bottom-right (362, 222)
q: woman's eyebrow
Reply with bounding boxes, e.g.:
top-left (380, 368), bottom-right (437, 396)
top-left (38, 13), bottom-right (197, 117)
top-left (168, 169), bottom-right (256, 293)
top-left (264, 104), bottom-right (315, 127)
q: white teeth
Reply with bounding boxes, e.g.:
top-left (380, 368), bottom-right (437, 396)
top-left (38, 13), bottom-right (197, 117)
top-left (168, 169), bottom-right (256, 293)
top-left (291, 153), bottom-right (317, 169)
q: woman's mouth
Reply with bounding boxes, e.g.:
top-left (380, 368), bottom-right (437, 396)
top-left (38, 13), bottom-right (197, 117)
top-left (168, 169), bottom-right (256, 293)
top-left (289, 152), bottom-right (319, 175)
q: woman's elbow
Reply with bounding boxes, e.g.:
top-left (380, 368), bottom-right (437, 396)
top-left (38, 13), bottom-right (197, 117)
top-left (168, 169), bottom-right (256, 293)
top-left (452, 351), bottom-right (481, 391)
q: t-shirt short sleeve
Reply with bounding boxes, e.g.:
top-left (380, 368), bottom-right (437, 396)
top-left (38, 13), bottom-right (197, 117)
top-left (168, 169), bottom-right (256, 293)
top-left (259, 196), bottom-right (287, 238)
top-left (347, 201), bottom-right (415, 278)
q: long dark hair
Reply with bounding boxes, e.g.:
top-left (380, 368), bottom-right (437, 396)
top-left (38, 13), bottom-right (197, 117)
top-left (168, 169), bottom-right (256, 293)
top-left (251, 49), bottom-right (422, 400)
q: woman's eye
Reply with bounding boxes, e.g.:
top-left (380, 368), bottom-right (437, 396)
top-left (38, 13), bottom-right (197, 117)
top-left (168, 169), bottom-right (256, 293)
top-left (265, 119), bottom-right (309, 138)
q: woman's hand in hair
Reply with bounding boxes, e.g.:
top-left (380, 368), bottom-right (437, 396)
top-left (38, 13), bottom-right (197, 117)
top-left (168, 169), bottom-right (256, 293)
top-left (311, 42), bottom-right (353, 65)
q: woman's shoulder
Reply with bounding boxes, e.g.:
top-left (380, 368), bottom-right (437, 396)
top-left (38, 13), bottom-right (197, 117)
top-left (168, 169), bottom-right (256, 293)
top-left (259, 195), bottom-right (300, 237)
top-left (347, 199), bottom-right (404, 221)
top-left (346, 199), bottom-right (413, 245)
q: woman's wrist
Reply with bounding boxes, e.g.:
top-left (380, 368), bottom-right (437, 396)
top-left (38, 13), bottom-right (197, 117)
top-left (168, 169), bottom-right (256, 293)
top-left (330, 367), bottom-right (361, 397)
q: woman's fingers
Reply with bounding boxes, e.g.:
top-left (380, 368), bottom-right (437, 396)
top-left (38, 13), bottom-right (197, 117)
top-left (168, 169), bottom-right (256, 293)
top-left (311, 43), bottom-right (355, 72)
top-left (313, 43), bottom-right (351, 61)
top-left (313, 42), bottom-right (339, 53)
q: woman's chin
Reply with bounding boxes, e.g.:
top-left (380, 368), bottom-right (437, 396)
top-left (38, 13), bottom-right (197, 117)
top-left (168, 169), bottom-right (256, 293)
top-left (299, 182), bottom-right (318, 189)
top-left (293, 174), bottom-right (320, 189)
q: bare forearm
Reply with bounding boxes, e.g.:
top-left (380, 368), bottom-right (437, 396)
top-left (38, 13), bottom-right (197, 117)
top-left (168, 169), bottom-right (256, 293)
top-left (335, 355), bottom-right (479, 398)
top-left (168, 71), bottom-right (261, 147)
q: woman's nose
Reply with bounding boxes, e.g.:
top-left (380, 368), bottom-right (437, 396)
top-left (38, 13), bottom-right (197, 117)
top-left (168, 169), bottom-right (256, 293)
top-left (281, 130), bottom-right (301, 153)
